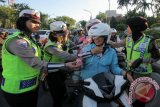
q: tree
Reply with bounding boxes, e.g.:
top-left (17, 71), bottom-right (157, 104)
top-left (110, 17), bottom-right (118, 28)
top-left (147, 16), bottom-right (157, 28)
top-left (0, 0), bottom-right (5, 3)
top-left (0, 6), bottom-right (16, 28)
top-left (117, 0), bottom-right (131, 12)
top-left (96, 12), bottom-right (107, 23)
top-left (78, 20), bottom-right (87, 29)
top-left (133, 0), bottom-right (151, 13)
top-left (124, 9), bottom-right (147, 19)
top-left (40, 12), bottom-right (49, 29)
top-left (116, 23), bottom-right (126, 31)
top-left (54, 16), bottom-right (76, 27)
top-left (154, 0), bottom-right (160, 15)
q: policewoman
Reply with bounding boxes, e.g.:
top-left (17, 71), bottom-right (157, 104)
top-left (109, 16), bottom-right (160, 78)
top-left (125, 16), bottom-right (160, 78)
top-left (1, 9), bottom-right (80, 107)
top-left (43, 21), bottom-right (77, 107)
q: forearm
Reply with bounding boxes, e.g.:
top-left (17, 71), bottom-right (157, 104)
top-left (47, 47), bottom-right (77, 61)
top-left (108, 39), bottom-right (125, 48)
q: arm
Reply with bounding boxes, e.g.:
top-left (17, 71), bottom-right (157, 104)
top-left (110, 50), bottom-right (123, 75)
top-left (110, 49), bottom-right (134, 82)
top-left (7, 38), bottom-right (48, 70)
top-left (7, 38), bottom-right (80, 72)
top-left (46, 46), bottom-right (77, 61)
top-left (108, 38), bottom-right (126, 48)
top-left (148, 38), bottom-right (160, 61)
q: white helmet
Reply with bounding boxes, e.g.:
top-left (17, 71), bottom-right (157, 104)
top-left (110, 28), bottom-right (117, 33)
top-left (19, 9), bottom-right (41, 23)
top-left (88, 23), bottom-right (110, 37)
top-left (86, 19), bottom-right (101, 32)
top-left (50, 21), bottom-right (67, 31)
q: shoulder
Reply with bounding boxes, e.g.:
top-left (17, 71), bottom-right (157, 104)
top-left (83, 43), bottom-right (95, 51)
top-left (6, 37), bottom-right (29, 49)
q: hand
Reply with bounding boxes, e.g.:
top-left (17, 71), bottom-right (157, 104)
top-left (126, 73), bottom-right (134, 83)
top-left (123, 71), bottom-right (134, 83)
top-left (131, 58), bottom-right (143, 68)
top-left (91, 46), bottom-right (103, 54)
top-left (65, 61), bottom-right (81, 70)
top-left (39, 71), bottom-right (48, 81)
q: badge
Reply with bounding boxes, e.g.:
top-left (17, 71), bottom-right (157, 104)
top-left (16, 39), bottom-right (28, 48)
top-left (32, 47), bottom-right (36, 53)
top-left (139, 43), bottom-right (146, 49)
top-left (127, 37), bottom-right (131, 42)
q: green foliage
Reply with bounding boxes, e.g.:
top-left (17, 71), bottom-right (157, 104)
top-left (151, 23), bottom-right (160, 28)
top-left (78, 20), bottom-right (87, 29)
top-left (124, 9), bottom-right (147, 19)
top-left (96, 12), bottom-right (107, 23)
top-left (40, 12), bottom-right (49, 29)
top-left (0, 6), bottom-right (16, 28)
top-left (54, 16), bottom-right (76, 27)
top-left (110, 17), bottom-right (118, 28)
top-left (147, 17), bottom-right (157, 27)
top-left (145, 29), bottom-right (160, 39)
top-left (116, 23), bottom-right (126, 31)
top-left (0, 0), bottom-right (5, 3)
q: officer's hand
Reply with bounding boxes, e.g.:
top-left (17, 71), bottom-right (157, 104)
top-left (131, 58), bottom-right (143, 68)
top-left (65, 61), bottom-right (81, 70)
top-left (91, 46), bottom-right (103, 54)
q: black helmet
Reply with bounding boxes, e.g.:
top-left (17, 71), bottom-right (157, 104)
top-left (126, 16), bottom-right (148, 32)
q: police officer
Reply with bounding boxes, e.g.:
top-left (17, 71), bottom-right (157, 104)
top-left (1, 9), bottom-right (80, 107)
top-left (43, 21), bottom-right (77, 107)
top-left (43, 21), bottom-right (104, 107)
top-left (109, 16), bottom-right (160, 78)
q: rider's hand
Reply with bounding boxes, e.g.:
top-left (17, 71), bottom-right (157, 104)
top-left (127, 73), bottom-right (134, 83)
top-left (91, 46), bottom-right (103, 54)
top-left (65, 61), bottom-right (81, 70)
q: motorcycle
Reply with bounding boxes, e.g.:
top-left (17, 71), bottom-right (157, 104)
top-left (64, 49), bottom-right (132, 107)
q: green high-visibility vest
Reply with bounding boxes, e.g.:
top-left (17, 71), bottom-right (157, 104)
top-left (43, 40), bottom-right (65, 62)
top-left (1, 32), bottom-right (41, 94)
top-left (126, 34), bottom-right (152, 74)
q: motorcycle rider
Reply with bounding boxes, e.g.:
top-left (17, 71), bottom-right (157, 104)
top-left (74, 22), bottom-right (133, 107)
top-left (110, 28), bottom-right (120, 43)
top-left (80, 22), bottom-right (133, 81)
top-left (1, 9), bottom-right (80, 107)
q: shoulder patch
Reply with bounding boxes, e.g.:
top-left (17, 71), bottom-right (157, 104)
top-left (16, 39), bottom-right (28, 48)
